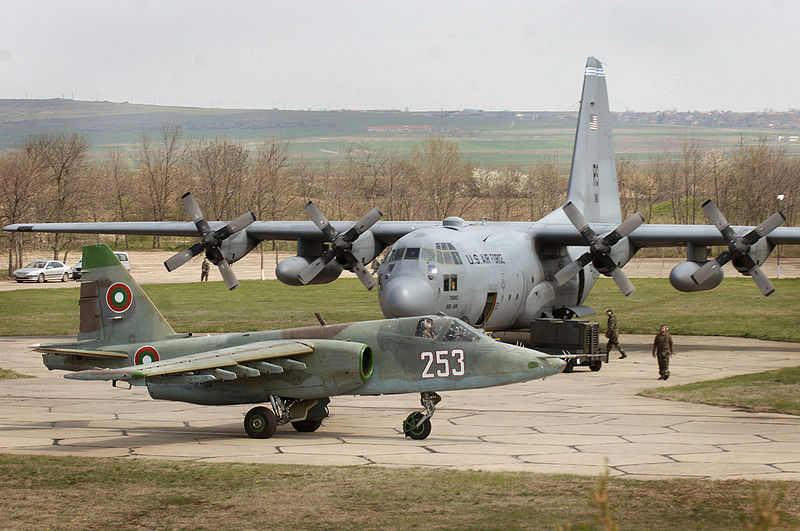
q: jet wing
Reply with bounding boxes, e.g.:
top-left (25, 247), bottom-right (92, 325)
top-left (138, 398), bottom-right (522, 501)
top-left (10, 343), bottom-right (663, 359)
top-left (65, 339), bottom-right (314, 382)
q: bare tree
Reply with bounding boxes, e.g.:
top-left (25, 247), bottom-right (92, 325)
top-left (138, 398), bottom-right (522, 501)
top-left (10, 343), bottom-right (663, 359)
top-left (410, 136), bottom-right (474, 220)
top-left (0, 150), bottom-right (43, 272)
top-left (251, 136), bottom-right (292, 270)
top-left (138, 124), bottom-right (187, 247)
top-left (524, 158), bottom-right (566, 220)
top-left (27, 132), bottom-right (89, 259)
top-left (188, 139), bottom-right (250, 220)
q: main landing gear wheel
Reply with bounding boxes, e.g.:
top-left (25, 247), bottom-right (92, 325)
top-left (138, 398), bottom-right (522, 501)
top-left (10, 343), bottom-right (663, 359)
top-left (402, 412), bottom-right (432, 440)
top-left (291, 419), bottom-right (323, 433)
top-left (244, 406), bottom-right (277, 439)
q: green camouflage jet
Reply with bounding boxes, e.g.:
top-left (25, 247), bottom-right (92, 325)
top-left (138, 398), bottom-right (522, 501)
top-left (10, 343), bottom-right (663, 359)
top-left (35, 244), bottom-right (565, 439)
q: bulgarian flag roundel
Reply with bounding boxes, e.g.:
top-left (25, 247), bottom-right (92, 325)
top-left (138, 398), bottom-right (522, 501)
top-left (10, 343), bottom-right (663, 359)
top-left (134, 345), bottom-right (159, 365)
top-left (106, 282), bottom-right (133, 313)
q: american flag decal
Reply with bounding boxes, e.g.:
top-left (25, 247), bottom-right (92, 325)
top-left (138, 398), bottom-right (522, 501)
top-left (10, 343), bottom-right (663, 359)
top-left (589, 114), bottom-right (598, 131)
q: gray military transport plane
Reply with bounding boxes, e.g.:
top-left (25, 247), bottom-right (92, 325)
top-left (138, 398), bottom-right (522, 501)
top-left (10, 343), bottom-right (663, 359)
top-left (6, 57), bottom-right (800, 328)
top-left (35, 244), bottom-right (565, 439)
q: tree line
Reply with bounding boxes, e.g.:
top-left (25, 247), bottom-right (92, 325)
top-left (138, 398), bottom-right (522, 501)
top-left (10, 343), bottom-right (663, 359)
top-left (1, 126), bottom-right (798, 273)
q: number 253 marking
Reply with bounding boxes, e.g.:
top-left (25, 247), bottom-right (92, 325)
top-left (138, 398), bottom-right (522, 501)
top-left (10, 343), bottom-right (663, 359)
top-left (421, 349), bottom-right (465, 378)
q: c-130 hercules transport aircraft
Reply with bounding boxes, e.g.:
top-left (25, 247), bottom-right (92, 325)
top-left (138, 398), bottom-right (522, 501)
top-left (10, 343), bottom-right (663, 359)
top-left (6, 57), bottom-right (800, 327)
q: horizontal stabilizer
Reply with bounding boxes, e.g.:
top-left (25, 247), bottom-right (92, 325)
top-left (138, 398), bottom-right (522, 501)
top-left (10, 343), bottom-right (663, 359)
top-left (33, 346), bottom-right (129, 359)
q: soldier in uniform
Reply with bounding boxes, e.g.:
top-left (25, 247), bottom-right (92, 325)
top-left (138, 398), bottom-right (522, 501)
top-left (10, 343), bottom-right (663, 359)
top-left (605, 309), bottom-right (627, 359)
top-left (201, 257), bottom-right (210, 282)
top-left (652, 324), bottom-right (674, 380)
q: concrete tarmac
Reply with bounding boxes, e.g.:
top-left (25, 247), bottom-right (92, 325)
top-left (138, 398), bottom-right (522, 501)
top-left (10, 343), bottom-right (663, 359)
top-left (1, 334), bottom-right (799, 479)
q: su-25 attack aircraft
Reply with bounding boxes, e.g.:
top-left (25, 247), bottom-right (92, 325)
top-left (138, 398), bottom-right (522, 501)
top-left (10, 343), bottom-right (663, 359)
top-left (6, 57), bottom-right (800, 328)
top-left (36, 244), bottom-right (565, 439)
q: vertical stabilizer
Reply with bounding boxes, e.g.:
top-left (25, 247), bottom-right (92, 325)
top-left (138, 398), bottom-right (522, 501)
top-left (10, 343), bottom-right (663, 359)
top-left (78, 244), bottom-right (175, 345)
top-left (564, 57), bottom-right (621, 224)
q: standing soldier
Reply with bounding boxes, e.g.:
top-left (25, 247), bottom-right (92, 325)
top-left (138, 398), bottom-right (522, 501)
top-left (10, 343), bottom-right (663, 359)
top-left (652, 324), bottom-right (674, 380)
top-left (605, 309), bottom-right (627, 359)
top-left (201, 257), bottom-right (210, 282)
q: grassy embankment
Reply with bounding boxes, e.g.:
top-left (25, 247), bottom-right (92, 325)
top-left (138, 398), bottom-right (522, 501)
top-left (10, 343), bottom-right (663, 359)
top-left (0, 454), bottom-right (797, 530)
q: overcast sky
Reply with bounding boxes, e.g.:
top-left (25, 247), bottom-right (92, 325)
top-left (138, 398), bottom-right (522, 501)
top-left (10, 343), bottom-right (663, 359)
top-left (1, 0), bottom-right (798, 112)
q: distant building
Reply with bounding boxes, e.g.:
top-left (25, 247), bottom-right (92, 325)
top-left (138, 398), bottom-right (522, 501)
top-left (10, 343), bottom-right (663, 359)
top-left (367, 125), bottom-right (434, 133)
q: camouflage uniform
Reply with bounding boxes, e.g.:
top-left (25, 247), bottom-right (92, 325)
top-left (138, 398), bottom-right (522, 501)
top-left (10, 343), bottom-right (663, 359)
top-left (605, 310), bottom-right (627, 359)
top-left (201, 259), bottom-right (210, 281)
top-left (652, 326), bottom-right (674, 380)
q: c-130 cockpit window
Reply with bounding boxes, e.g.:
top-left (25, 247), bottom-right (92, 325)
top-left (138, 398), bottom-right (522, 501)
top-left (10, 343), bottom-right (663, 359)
top-left (387, 244), bottom-right (462, 265)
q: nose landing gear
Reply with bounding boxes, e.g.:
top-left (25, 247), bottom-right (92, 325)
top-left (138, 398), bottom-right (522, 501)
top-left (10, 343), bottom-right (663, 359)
top-left (402, 391), bottom-right (441, 440)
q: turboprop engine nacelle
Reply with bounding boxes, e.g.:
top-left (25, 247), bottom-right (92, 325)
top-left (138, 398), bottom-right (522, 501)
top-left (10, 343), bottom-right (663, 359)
top-left (669, 261), bottom-right (723, 292)
top-left (276, 256), bottom-right (343, 286)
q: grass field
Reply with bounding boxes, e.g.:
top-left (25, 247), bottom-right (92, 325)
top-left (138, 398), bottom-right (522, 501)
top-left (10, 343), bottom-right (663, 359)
top-left (1, 454), bottom-right (797, 530)
top-left (2, 277), bottom-right (798, 340)
top-left (641, 366), bottom-right (800, 416)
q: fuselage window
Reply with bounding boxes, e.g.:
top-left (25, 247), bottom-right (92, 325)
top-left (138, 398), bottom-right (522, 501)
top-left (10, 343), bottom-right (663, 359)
top-left (443, 274), bottom-right (457, 292)
top-left (442, 252), bottom-right (453, 265)
top-left (420, 248), bottom-right (435, 262)
top-left (404, 247), bottom-right (421, 260)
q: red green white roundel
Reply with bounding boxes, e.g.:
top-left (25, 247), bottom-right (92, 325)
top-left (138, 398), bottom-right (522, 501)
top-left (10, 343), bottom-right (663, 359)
top-left (106, 282), bottom-right (133, 313)
top-left (134, 345), bottom-right (159, 365)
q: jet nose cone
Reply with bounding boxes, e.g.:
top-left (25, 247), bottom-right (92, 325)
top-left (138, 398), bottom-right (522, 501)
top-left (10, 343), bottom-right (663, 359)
top-left (381, 277), bottom-right (436, 317)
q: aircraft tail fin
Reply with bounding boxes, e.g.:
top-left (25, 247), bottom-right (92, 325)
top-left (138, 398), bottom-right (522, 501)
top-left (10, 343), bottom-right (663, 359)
top-left (78, 244), bottom-right (175, 346)
top-left (563, 57), bottom-right (621, 224)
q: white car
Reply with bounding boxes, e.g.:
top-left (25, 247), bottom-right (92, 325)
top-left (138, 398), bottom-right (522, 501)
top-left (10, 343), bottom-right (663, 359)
top-left (13, 260), bottom-right (72, 283)
top-left (73, 251), bottom-right (130, 280)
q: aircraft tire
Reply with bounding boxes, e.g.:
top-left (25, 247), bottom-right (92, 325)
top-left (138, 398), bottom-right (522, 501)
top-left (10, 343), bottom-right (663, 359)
top-left (291, 419), bottom-right (323, 432)
top-left (244, 406), bottom-right (277, 439)
top-left (402, 412), bottom-right (432, 440)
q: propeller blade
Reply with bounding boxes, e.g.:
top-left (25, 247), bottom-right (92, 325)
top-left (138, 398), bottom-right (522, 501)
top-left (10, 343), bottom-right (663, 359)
top-left (341, 207), bottom-right (383, 242)
top-left (742, 211), bottom-right (786, 245)
top-left (351, 260), bottom-right (377, 290)
top-left (701, 200), bottom-right (735, 242)
top-left (748, 266), bottom-right (775, 297)
top-left (304, 201), bottom-right (337, 241)
top-left (553, 261), bottom-right (581, 286)
top-left (164, 242), bottom-right (204, 272)
top-left (553, 252), bottom-right (592, 286)
top-left (562, 201), bottom-right (596, 242)
top-left (610, 267), bottom-right (636, 297)
top-left (297, 251), bottom-right (335, 285)
top-left (215, 211), bottom-right (256, 239)
top-left (604, 212), bottom-right (645, 246)
top-left (181, 192), bottom-right (204, 223)
top-left (690, 257), bottom-right (724, 285)
top-left (216, 260), bottom-right (239, 291)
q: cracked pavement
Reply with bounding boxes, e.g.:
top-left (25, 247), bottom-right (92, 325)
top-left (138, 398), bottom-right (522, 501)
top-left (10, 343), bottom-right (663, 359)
top-left (1, 334), bottom-right (799, 479)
